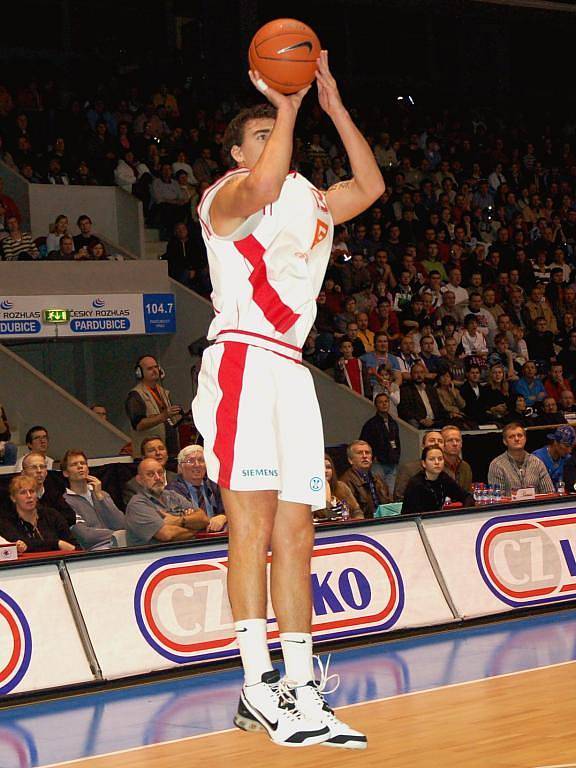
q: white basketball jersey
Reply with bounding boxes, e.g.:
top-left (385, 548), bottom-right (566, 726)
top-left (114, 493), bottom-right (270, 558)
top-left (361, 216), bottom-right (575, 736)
top-left (198, 169), bottom-right (334, 350)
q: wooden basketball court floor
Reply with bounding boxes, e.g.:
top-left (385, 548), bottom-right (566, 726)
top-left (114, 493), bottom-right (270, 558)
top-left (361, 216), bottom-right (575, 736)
top-left (2, 609), bottom-right (576, 768)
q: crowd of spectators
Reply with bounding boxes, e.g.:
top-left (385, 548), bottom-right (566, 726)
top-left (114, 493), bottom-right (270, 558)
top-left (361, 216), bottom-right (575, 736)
top-left (2, 77), bottom-right (576, 552)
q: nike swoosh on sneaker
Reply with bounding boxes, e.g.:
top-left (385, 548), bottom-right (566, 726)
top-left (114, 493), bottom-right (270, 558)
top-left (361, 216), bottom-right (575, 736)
top-left (277, 41), bottom-right (313, 54)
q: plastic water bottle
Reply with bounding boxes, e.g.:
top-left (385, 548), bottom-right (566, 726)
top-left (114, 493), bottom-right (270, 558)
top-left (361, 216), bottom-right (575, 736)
top-left (486, 484), bottom-right (494, 503)
top-left (557, 480), bottom-right (566, 496)
top-left (340, 502), bottom-right (350, 521)
top-left (493, 484), bottom-right (502, 503)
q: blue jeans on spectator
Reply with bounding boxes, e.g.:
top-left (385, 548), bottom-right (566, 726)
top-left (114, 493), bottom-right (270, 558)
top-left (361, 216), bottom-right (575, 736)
top-left (0, 442), bottom-right (17, 467)
top-left (372, 462), bottom-right (398, 494)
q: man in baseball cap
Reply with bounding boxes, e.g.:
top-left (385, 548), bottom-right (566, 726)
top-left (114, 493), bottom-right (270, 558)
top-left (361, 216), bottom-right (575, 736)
top-left (532, 425), bottom-right (576, 488)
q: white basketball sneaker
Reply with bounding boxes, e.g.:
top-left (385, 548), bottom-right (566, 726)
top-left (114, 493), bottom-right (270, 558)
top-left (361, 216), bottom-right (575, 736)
top-left (237, 669), bottom-right (330, 748)
top-left (289, 655), bottom-right (367, 749)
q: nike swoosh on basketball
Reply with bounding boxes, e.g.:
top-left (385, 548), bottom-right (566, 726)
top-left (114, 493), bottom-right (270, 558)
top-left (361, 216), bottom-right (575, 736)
top-left (276, 41), bottom-right (313, 54)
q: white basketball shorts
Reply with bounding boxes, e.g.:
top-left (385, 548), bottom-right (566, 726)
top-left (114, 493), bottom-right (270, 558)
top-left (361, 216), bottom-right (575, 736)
top-left (192, 340), bottom-right (326, 511)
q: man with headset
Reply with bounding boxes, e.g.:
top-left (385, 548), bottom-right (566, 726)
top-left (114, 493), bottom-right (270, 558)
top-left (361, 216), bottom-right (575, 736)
top-left (124, 355), bottom-right (182, 457)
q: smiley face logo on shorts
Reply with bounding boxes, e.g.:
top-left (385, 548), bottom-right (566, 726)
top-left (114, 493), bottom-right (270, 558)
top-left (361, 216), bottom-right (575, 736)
top-left (310, 476), bottom-right (323, 492)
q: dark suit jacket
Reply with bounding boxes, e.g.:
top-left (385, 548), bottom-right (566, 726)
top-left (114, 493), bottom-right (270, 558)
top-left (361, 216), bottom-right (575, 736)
top-left (460, 381), bottom-right (486, 423)
top-left (397, 382), bottom-right (447, 425)
top-left (359, 414), bottom-right (401, 465)
top-left (339, 467), bottom-right (390, 519)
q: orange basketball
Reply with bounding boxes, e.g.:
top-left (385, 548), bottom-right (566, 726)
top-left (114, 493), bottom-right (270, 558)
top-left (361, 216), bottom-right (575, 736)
top-left (249, 18), bottom-right (321, 95)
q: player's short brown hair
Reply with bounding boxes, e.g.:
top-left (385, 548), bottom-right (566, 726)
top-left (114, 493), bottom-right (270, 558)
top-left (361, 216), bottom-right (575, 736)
top-left (223, 104), bottom-right (277, 167)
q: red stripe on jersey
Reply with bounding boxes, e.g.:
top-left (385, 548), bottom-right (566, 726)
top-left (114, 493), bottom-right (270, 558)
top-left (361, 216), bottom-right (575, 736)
top-left (234, 234), bottom-right (300, 334)
top-left (214, 342), bottom-right (248, 488)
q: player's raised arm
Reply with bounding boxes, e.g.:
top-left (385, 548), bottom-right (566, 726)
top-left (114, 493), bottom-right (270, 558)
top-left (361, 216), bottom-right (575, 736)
top-left (210, 72), bottom-right (310, 236)
top-left (318, 51), bottom-right (385, 225)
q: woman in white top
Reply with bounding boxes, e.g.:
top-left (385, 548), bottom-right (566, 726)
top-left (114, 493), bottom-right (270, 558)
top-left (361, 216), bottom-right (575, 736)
top-left (45, 214), bottom-right (69, 254)
top-left (461, 314), bottom-right (488, 358)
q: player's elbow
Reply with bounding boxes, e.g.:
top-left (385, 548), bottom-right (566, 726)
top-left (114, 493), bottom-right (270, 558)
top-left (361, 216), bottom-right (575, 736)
top-left (370, 175), bottom-right (386, 201)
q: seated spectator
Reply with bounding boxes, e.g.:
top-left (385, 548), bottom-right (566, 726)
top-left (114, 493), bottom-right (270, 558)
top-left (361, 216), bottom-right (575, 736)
top-left (396, 334), bottom-right (422, 380)
top-left (61, 450), bottom-right (125, 550)
top-left (88, 240), bottom-right (113, 260)
top-left (71, 159), bottom-right (99, 186)
top-left (45, 214), bottom-right (70, 254)
top-left (526, 317), bottom-right (555, 369)
top-left (17, 426), bottom-right (54, 471)
top-left (536, 395), bottom-right (566, 426)
top-left (398, 362), bottom-right (448, 428)
top-left (488, 333), bottom-right (519, 381)
top-left (504, 394), bottom-right (534, 427)
top-left (401, 446), bottom-right (474, 515)
top-left (1, 215), bottom-right (39, 260)
top-left (559, 390), bottom-right (576, 418)
top-left (532, 426), bottom-right (576, 488)
top-left (514, 361), bottom-right (546, 408)
top-left (359, 393), bottom-right (401, 490)
top-left (441, 425), bottom-right (473, 492)
top-left (0, 403), bottom-right (17, 467)
top-left (544, 363), bottom-right (573, 403)
top-left (46, 157), bottom-right (70, 185)
top-left (163, 222), bottom-right (208, 293)
top-left (47, 234), bottom-right (88, 261)
top-left (340, 440), bottom-right (390, 518)
top-left (371, 366), bottom-right (401, 416)
top-left (435, 369), bottom-right (469, 425)
top-left (459, 364), bottom-right (487, 425)
top-left (73, 215), bottom-right (100, 253)
top-left (487, 422), bottom-right (555, 496)
top-left (316, 454), bottom-right (361, 521)
top-left (151, 162), bottom-right (188, 237)
top-left (345, 320), bottom-right (367, 357)
top-left (125, 458), bottom-right (209, 546)
top-left (525, 285), bottom-right (558, 335)
top-left (394, 431), bottom-right (445, 500)
top-left (341, 253), bottom-right (372, 296)
top-left (21, 451), bottom-right (70, 524)
top-left (0, 475), bottom-right (76, 553)
top-left (114, 150), bottom-right (152, 195)
top-left (334, 338), bottom-right (371, 398)
top-left (165, 445), bottom-right (226, 532)
top-left (90, 404), bottom-right (108, 420)
top-left (439, 336), bottom-right (466, 385)
top-left (361, 332), bottom-right (400, 387)
top-left (419, 334), bottom-right (443, 380)
top-left (460, 314), bottom-right (488, 363)
top-left (482, 364), bottom-right (510, 423)
top-left (356, 312), bottom-right (375, 354)
top-left (123, 436), bottom-right (177, 507)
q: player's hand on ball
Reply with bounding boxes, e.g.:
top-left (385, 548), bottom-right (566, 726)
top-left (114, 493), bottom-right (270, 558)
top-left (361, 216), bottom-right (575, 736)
top-left (316, 50), bottom-right (344, 117)
top-left (249, 69), bottom-right (311, 112)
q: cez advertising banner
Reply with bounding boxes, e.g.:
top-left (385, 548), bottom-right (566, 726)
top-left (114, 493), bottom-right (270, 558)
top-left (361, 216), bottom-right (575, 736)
top-left (0, 293), bottom-right (176, 339)
top-left (66, 524), bottom-right (453, 679)
top-left (422, 503), bottom-right (576, 617)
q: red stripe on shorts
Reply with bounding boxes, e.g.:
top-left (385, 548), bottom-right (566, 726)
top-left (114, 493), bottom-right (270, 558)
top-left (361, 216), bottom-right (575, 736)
top-left (234, 234), bottom-right (300, 334)
top-left (213, 342), bottom-right (248, 488)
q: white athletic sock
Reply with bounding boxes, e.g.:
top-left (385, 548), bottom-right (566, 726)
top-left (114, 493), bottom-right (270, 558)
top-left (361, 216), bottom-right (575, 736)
top-left (235, 619), bottom-right (273, 686)
top-left (280, 632), bottom-right (314, 686)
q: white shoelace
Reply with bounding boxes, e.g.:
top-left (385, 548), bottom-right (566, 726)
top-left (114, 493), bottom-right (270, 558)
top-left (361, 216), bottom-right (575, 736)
top-left (313, 654), bottom-right (340, 696)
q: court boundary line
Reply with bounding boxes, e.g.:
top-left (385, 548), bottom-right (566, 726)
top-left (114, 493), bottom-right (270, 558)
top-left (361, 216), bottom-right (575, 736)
top-left (38, 659), bottom-right (576, 768)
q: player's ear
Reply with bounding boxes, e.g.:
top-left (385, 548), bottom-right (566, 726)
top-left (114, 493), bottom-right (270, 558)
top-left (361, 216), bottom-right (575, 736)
top-left (230, 144), bottom-right (243, 165)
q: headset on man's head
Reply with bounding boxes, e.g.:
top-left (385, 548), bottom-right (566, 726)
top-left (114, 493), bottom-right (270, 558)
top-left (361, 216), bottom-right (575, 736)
top-left (135, 355), bottom-right (165, 380)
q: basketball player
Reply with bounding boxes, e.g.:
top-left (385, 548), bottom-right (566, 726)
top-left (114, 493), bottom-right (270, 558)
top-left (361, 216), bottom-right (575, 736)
top-left (192, 51), bottom-right (383, 748)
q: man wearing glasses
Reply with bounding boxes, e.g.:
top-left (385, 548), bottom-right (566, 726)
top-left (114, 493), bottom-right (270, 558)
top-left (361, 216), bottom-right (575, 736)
top-left (166, 445), bottom-right (227, 533)
top-left (125, 458), bottom-right (209, 546)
